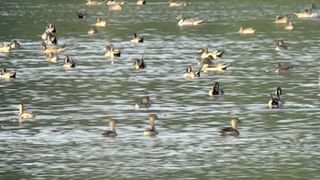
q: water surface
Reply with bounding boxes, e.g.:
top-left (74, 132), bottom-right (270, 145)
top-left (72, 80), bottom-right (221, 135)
top-left (1, 0), bottom-right (320, 179)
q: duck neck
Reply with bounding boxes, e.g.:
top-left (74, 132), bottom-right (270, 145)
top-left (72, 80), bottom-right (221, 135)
top-left (110, 126), bottom-right (116, 132)
top-left (19, 105), bottom-right (24, 115)
top-left (150, 124), bottom-right (156, 130)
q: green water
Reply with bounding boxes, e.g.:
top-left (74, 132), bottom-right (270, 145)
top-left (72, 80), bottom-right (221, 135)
top-left (1, 0), bottom-right (320, 179)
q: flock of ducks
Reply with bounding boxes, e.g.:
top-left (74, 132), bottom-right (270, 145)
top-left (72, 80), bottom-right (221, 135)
top-left (1, 0), bottom-right (319, 138)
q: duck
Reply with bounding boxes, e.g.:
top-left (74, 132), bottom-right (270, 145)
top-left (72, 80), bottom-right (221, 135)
top-left (208, 82), bottom-right (224, 96)
top-left (268, 87), bottom-right (284, 109)
top-left (63, 56), bottom-right (76, 68)
top-left (108, 4), bottom-right (123, 11)
top-left (133, 58), bottom-right (146, 70)
top-left (18, 103), bottom-right (34, 120)
top-left (88, 26), bottom-right (98, 35)
top-left (104, 44), bottom-right (121, 59)
top-left (295, 6), bottom-right (318, 18)
top-left (201, 63), bottom-right (229, 72)
top-left (275, 63), bottom-right (294, 73)
top-left (144, 114), bottom-right (159, 136)
top-left (106, 0), bottom-right (124, 5)
top-left (86, 0), bottom-right (102, 5)
top-left (274, 15), bottom-right (289, 24)
top-left (46, 52), bottom-right (59, 63)
top-left (183, 66), bottom-right (200, 79)
top-left (77, 11), bottom-right (88, 19)
top-left (239, 26), bottom-right (256, 34)
top-left (295, 11), bottom-right (318, 18)
top-left (102, 119), bottom-right (117, 137)
top-left (0, 42), bottom-right (11, 53)
top-left (95, 17), bottom-right (107, 27)
top-left (131, 33), bottom-right (144, 43)
top-left (137, 0), bottom-right (146, 5)
top-left (169, 0), bottom-right (187, 7)
top-left (199, 47), bottom-right (224, 60)
top-left (9, 40), bottom-right (21, 49)
top-left (285, 21), bottom-right (294, 31)
top-left (41, 42), bottom-right (66, 54)
top-left (0, 68), bottom-right (16, 79)
top-left (177, 15), bottom-right (203, 26)
top-left (275, 40), bottom-right (288, 51)
top-left (134, 96), bottom-right (151, 109)
top-left (219, 117), bottom-right (240, 136)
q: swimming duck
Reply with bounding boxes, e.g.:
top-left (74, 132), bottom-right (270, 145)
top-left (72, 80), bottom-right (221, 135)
top-left (46, 52), bottom-right (59, 63)
top-left (131, 33), bottom-right (144, 43)
top-left (108, 4), bottom-right (123, 11)
top-left (133, 58), bottom-right (146, 70)
top-left (177, 15), bottom-right (203, 26)
top-left (275, 40), bottom-right (288, 51)
top-left (134, 96), bottom-right (151, 109)
top-left (268, 87), bottom-right (284, 109)
top-left (184, 66), bottom-right (200, 79)
top-left (95, 17), bottom-right (107, 27)
top-left (107, 0), bottom-right (125, 5)
top-left (88, 26), bottom-right (98, 35)
top-left (239, 26), bottom-right (256, 34)
top-left (144, 114), bottom-right (159, 136)
top-left (104, 44), bottom-right (121, 59)
top-left (102, 119), bottom-right (117, 137)
top-left (41, 42), bottom-right (66, 54)
top-left (63, 56), bottom-right (76, 68)
top-left (285, 21), bottom-right (294, 31)
top-left (295, 4), bottom-right (318, 18)
top-left (0, 68), bottom-right (16, 79)
top-left (0, 42), bottom-right (11, 53)
top-left (295, 11), bottom-right (318, 18)
top-left (199, 47), bottom-right (224, 60)
top-left (275, 63), bottom-right (294, 73)
top-left (201, 63), bottom-right (229, 72)
top-left (18, 103), bottom-right (34, 120)
top-left (208, 82), bottom-right (224, 96)
top-left (86, 0), bottom-right (102, 5)
top-left (274, 15), bottom-right (289, 24)
top-left (137, 0), bottom-right (146, 5)
top-left (169, 0), bottom-right (187, 7)
top-left (9, 40), bottom-right (21, 49)
top-left (77, 11), bottom-right (88, 19)
top-left (219, 117), bottom-right (240, 136)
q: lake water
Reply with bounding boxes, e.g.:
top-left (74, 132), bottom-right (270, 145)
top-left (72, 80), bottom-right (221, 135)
top-left (1, 0), bottom-right (320, 179)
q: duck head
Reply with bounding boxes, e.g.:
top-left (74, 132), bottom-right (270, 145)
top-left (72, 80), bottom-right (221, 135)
top-left (64, 55), bottom-right (71, 63)
top-left (109, 119), bottom-right (117, 132)
top-left (231, 117), bottom-right (239, 129)
top-left (149, 114), bottom-right (158, 128)
top-left (185, 66), bottom-right (192, 73)
top-left (276, 87), bottom-right (282, 96)
top-left (176, 14), bottom-right (185, 20)
top-left (142, 96), bottom-right (150, 104)
top-left (18, 103), bottom-right (24, 114)
top-left (106, 44), bottom-right (113, 51)
top-left (239, 26), bottom-right (244, 32)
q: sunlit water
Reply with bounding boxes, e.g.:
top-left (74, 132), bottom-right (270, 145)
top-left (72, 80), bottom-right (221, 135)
top-left (1, 0), bottom-right (320, 179)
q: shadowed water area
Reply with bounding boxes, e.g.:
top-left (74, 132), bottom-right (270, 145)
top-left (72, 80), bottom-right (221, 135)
top-left (1, 0), bottom-right (320, 179)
